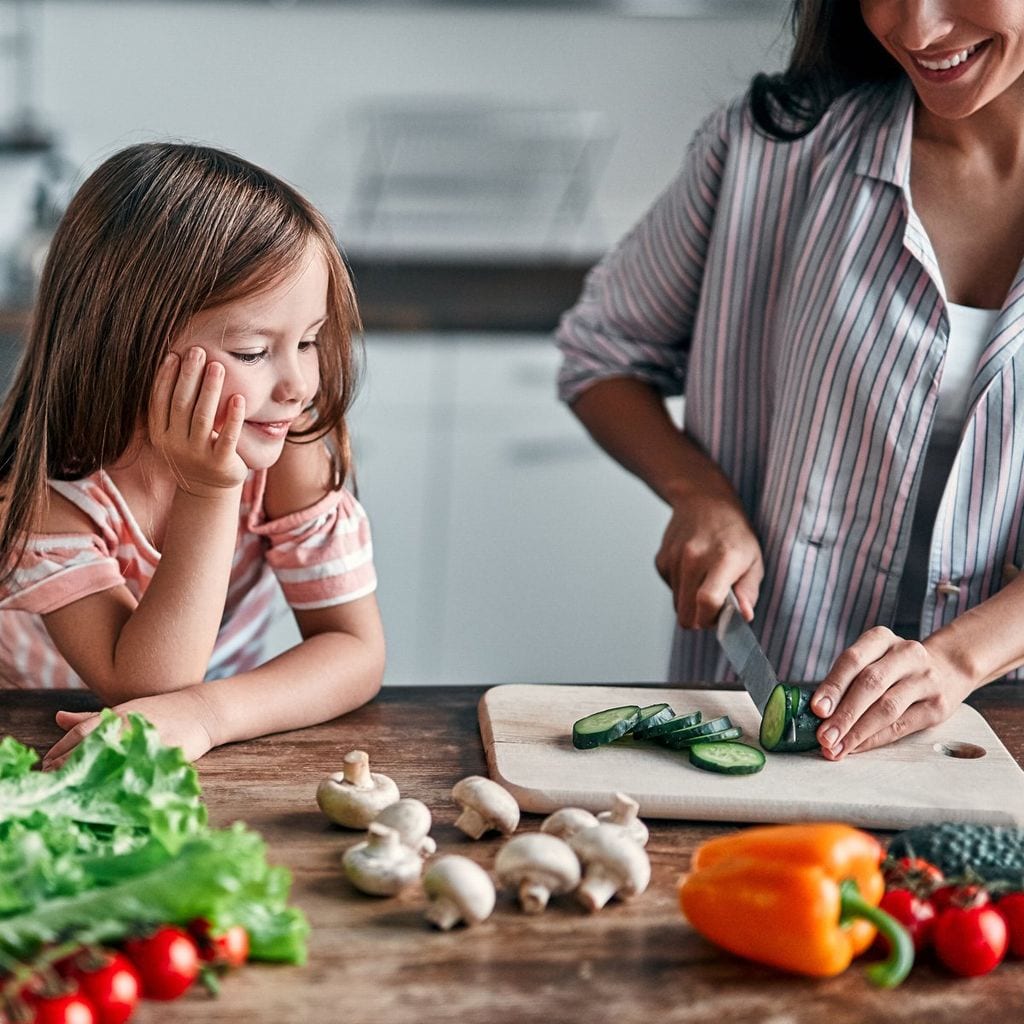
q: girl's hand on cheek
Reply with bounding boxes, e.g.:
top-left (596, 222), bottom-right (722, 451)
top-left (810, 627), bottom-right (974, 758)
top-left (149, 348), bottom-right (248, 496)
top-left (42, 691), bottom-right (216, 770)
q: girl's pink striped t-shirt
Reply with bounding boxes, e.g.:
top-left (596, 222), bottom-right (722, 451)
top-left (0, 469), bottom-right (376, 688)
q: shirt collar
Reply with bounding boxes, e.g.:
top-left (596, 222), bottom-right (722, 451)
top-left (852, 78), bottom-right (916, 189)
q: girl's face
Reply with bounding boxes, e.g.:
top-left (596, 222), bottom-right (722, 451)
top-left (175, 244), bottom-right (328, 470)
top-left (860, 1), bottom-right (1024, 120)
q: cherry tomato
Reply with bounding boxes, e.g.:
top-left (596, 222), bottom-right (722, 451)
top-left (31, 992), bottom-right (97, 1024)
top-left (873, 888), bottom-right (936, 952)
top-left (930, 882), bottom-right (990, 916)
top-left (996, 892), bottom-right (1024, 958)
top-left (933, 903), bottom-right (1008, 977)
top-left (188, 920), bottom-right (250, 968)
top-left (122, 926), bottom-right (199, 1001)
top-left (67, 951), bottom-right (141, 1024)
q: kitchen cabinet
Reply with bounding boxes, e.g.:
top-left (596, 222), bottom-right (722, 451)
top-left (337, 333), bottom-right (679, 686)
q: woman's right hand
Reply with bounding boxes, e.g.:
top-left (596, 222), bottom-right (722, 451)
top-left (655, 491), bottom-right (764, 629)
top-left (149, 347), bottom-right (248, 496)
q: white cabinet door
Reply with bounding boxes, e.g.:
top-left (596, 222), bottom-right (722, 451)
top-left (438, 337), bottom-right (677, 684)
top-left (348, 335), bottom-right (455, 684)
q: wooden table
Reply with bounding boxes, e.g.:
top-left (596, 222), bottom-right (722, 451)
top-left (7, 684), bottom-right (1024, 1023)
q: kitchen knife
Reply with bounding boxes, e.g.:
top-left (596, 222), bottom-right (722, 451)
top-left (715, 589), bottom-right (778, 714)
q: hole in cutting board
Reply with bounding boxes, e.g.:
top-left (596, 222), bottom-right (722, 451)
top-left (933, 741), bottom-right (986, 759)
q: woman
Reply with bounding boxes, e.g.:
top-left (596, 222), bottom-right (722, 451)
top-left (556, 2), bottom-right (1024, 759)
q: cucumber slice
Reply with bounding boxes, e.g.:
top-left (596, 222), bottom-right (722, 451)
top-left (572, 705), bottom-right (642, 749)
top-left (630, 703), bottom-right (676, 738)
top-left (640, 711), bottom-right (702, 739)
top-left (759, 684), bottom-right (821, 752)
top-left (656, 716), bottom-right (735, 749)
top-left (662, 725), bottom-right (743, 748)
top-left (689, 740), bottom-right (766, 775)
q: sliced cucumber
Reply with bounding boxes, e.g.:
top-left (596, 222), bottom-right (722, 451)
top-left (572, 705), bottom-right (642, 749)
top-left (656, 716), bottom-right (735, 749)
top-left (759, 684), bottom-right (821, 752)
top-left (689, 740), bottom-right (766, 775)
top-left (630, 703), bottom-right (676, 739)
top-left (662, 725), bottom-right (743, 748)
top-left (640, 711), bottom-right (702, 739)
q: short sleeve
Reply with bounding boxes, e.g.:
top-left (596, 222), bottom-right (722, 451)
top-left (0, 535), bottom-right (124, 614)
top-left (248, 486), bottom-right (377, 610)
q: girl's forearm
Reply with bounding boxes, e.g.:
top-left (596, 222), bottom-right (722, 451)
top-left (571, 378), bottom-right (740, 509)
top-left (190, 630), bottom-right (386, 748)
top-left (924, 571), bottom-right (1024, 688)
top-left (110, 486), bottom-right (242, 697)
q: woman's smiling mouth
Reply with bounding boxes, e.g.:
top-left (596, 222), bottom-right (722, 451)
top-left (910, 39), bottom-right (991, 81)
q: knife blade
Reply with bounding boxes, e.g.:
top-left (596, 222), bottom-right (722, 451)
top-left (715, 589), bottom-right (778, 714)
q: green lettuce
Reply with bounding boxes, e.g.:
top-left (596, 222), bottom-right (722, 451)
top-left (0, 713), bottom-right (307, 964)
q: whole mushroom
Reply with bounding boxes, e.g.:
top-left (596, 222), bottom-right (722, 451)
top-left (494, 832), bottom-right (581, 914)
top-left (373, 798), bottom-right (436, 857)
top-left (451, 776), bottom-right (519, 839)
top-left (342, 822), bottom-right (423, 896)
top-left (569, 823), bottom-right (651, 912)
top-left (539, 807), bottom-right (599, 840)
top-left (422, 855), bottom-right (496, 930)
top-left (317, 750), bottom-right (400, 829)
top-left (596, 792), bottom-right (649, 847)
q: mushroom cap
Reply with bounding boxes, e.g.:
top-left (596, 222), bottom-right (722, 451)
top-left (539, 807), bottom-right (600, 840)
top-left (374, 798), bottom-right (435, 856)
top-left (451, 776), bottom-right (520, 837)
top-left (494, 832), bottom-right (581, 894)
top-left (342, 822), bottom-right (422, 896)
top-left (422, 855), bottom-right (496, 928)
top-left (317, 769), bottom-right (400, 829)
top-left (569, 823), bottom-right (651, 896)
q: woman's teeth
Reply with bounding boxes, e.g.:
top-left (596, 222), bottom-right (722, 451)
top-left (916, 42), bottom-right (981, 71)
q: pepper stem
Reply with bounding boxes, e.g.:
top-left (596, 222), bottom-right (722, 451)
top-left (839, 879), bottom-right (914, 988)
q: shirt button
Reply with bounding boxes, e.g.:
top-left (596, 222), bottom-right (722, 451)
top-left (936, 580), bottom-right (960, 596)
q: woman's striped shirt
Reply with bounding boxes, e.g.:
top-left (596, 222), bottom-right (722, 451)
top-left (556, 78), bottom-right (1024, 684)
top-left (0, 469), bottom-right (376, 688)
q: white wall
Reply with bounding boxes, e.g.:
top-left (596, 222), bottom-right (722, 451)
top-left (30, 2), bottom-right (787, 253)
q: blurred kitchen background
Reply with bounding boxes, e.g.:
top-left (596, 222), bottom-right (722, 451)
top-left (0, 0), bottom-right (785, 685)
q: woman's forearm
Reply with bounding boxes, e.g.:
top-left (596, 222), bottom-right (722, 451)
top-left (925, 571), bottom-right (1024, 689)
top-left (191, 629), bottom-right (386, 748)
top-left (111, 486), bottom-right (242, 695)
top-left (570, 378), bottom-right (740, 508)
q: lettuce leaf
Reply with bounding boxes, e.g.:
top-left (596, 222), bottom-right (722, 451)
top-left (0, 713), bottom-right (307, 964)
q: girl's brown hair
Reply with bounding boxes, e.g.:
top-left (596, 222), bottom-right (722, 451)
top-left (750, 0), bottom-right (902, 140)
top-left (0, 142), bottom-right (362, 582)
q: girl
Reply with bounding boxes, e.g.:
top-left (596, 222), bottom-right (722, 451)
top-left (557, 1), bottom-right (1024, 757)
top-left (0, 143), bottom-right (385, 766)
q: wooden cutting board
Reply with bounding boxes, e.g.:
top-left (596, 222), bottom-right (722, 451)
top-left (479, 684), bottom-right (1024, 830)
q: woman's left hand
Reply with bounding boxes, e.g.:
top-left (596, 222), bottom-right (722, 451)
top-left (41, 688), bottom-right (216, 770)
top-left (810, 627), bottom-right (975, 758)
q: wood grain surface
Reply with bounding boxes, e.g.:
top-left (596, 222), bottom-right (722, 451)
top-left (480, 684), bottom-right (1024, 827)
top-left (6, 684), bottom-right (1024, 1024)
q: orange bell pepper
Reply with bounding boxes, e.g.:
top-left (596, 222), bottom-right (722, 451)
top-left (679, 823), bottom-right (913, 986)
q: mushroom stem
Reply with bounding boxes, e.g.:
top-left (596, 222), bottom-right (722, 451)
top-left (577, 872), bottom-right (619, 913)
top-left (454, 806), bottom-right (488, 840)
top-left (342, 750), bottom-right (373, 788)
top-left (425, 897), bottom-right (463, 931)
top-left (519, 881), bottom-right (552, 915)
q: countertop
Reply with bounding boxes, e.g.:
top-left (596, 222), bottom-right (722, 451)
top-left (6, 683), bottom-right (1024, 1023)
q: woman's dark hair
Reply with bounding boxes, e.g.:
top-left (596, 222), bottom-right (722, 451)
top-left (751, 0), bottom-right (903, 140)
top-left (0, 142), bottom-right (362, 584)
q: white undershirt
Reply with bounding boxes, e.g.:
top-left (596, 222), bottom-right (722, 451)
top-left (893, 302), bottom-right (1000, 635)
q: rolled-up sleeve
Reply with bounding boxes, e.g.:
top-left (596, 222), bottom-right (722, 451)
top-left (0, 536), bottom-right (123, 614)
top-left (248, 487), bottom-right (377, 610)
top-left (555, 105), bottom-right (730, 404)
